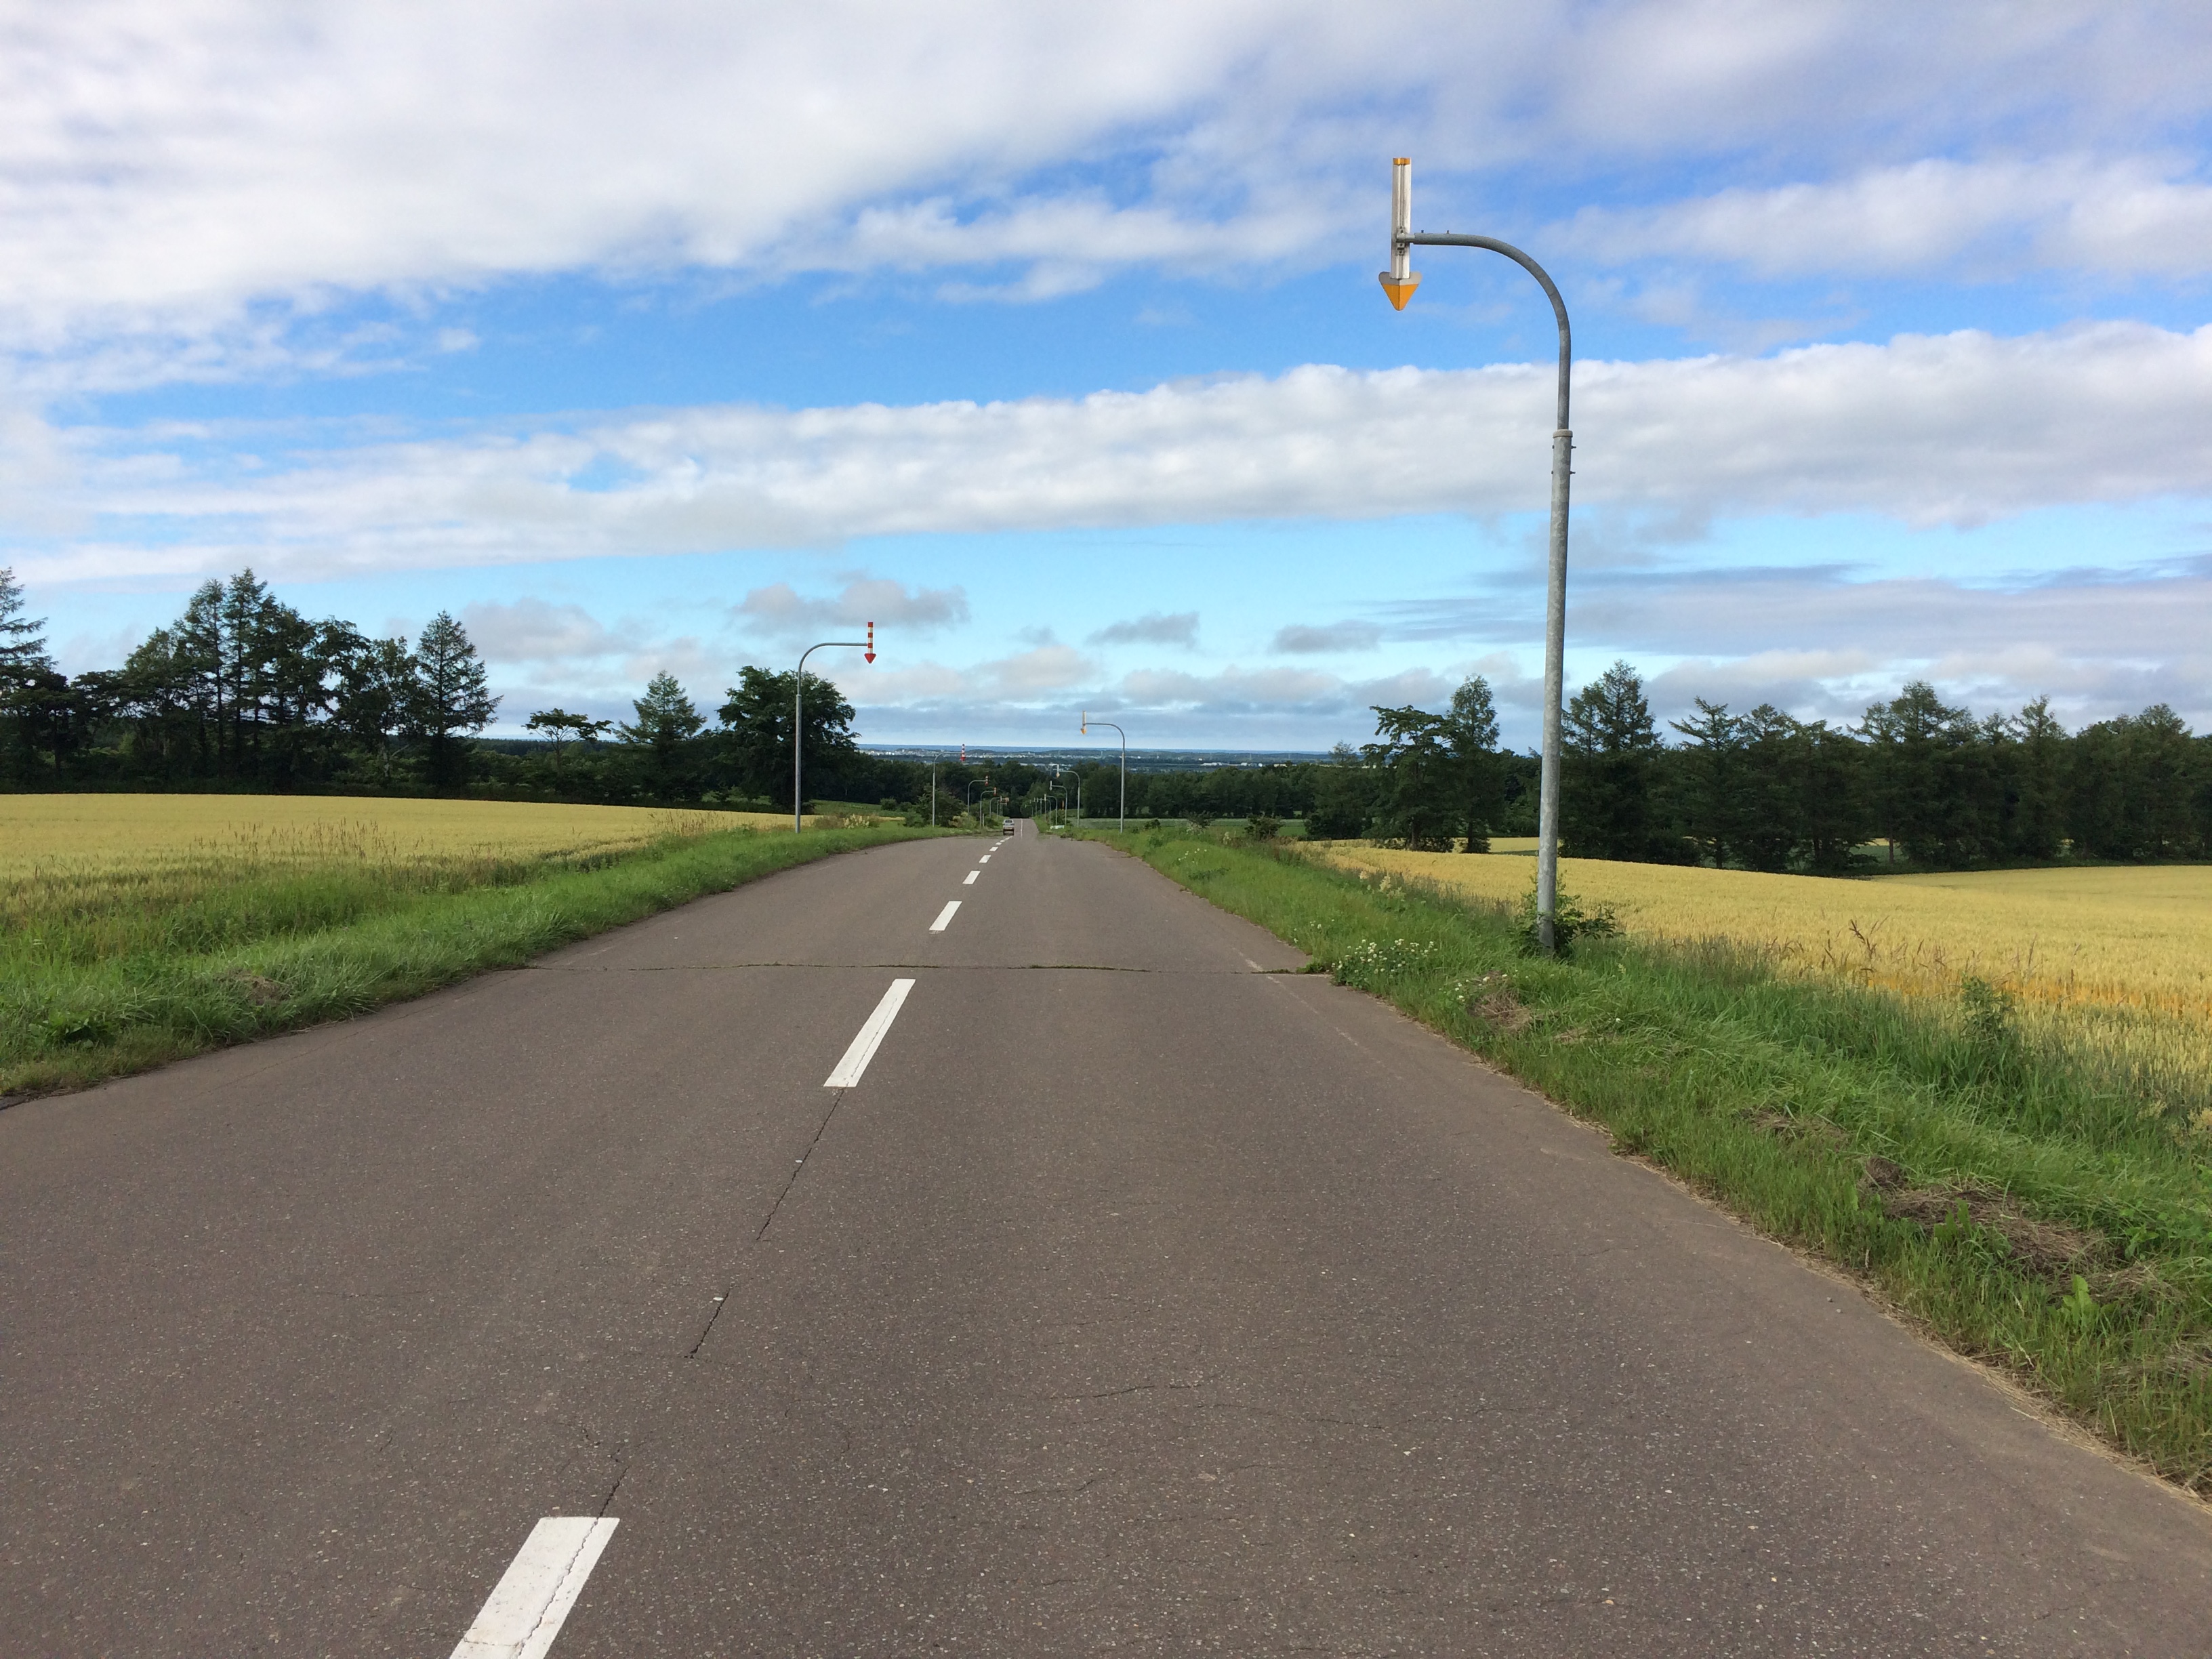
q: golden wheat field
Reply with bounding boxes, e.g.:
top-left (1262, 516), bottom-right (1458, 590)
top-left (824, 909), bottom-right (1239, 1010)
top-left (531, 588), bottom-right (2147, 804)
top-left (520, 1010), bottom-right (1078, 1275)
top-left (0, 794), bottom-right (790, 880)
top-left (1315, 842), bottom-right (2212, 1104)
top-left (1319, 842), bottom-right (2212, 1019)
top-left (0, 795), bottom-right (813, 968)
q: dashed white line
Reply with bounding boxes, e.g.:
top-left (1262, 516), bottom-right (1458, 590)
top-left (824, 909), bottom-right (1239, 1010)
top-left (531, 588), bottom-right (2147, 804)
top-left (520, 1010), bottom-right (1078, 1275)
top-left (963, 869), bottom-right (979, 884)
top-left (449, 1516), bottom-right (618, 1659)
top-left (823, 979), bottom-right (915, 1088)
top-left (929, 900), bottom-right (961, 933)
top-left (979, 855), bottom-right (991, 863)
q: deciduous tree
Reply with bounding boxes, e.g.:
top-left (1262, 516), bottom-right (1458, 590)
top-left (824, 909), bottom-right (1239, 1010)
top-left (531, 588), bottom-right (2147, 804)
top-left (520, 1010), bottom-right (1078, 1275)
top-left (717, 665), bottom-right (856, 808)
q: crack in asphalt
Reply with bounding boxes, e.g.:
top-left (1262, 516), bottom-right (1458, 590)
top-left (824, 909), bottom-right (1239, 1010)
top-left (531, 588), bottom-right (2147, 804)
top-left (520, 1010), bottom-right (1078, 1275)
top-left (1042, 1380), bottom-right (1206, 1402)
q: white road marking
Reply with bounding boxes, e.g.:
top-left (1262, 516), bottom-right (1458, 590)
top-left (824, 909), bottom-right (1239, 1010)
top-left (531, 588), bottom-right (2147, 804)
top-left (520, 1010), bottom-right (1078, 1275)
top-left (979, 855), bottom-right (991, 863)
top-left (823, 979), bottom-right (915, 1088)
top-left (450, 1516), bottom-right (618, 1659)
top-left (964, 870), bottom-right (979, 884)
top-left (929, 900), bottom-right (961, 933)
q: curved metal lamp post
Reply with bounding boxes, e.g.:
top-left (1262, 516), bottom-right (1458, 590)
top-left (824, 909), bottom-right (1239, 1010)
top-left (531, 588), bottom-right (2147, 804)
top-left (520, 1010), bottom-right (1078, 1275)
top-left (1081, 713), bottom-right (1127, 829)
top-left (1382, 157), bottom-right (1572, 954)
top-left (794, 623), bottom-right (874, 832)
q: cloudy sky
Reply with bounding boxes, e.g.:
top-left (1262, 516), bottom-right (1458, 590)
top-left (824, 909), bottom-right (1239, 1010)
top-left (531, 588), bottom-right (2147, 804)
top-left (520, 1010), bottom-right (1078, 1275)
top-left (4, 0), bottom-right (2210, 749)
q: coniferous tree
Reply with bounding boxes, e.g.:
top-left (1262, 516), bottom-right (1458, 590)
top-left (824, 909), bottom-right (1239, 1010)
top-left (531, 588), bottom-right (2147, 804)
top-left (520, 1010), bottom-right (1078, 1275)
top-left (409, 612), bottom-right (498, 787)
top-left (1715, 705), bottom-right (1795, 872)
top-left (1443, 675), bottom-right (1504, 852)
top-left (1669, 699), bottom-right (1744, 868)
top-left (335, 632), bottom-right (419, 785)
top-left (2129, 705), bottom-right (2199, 859)
top-left (1778, 714), bottom-right (1860, 874)
top-left (0, 566), bottom-right (54, 781)
top-left (1860, 681), bottom-right (1988, 867)
top-left (1563, 661), bottom-right (1674, 861)
top-left (2005, 696), bottom-right (2070, 861)
top-left (621, 672), bottom-right (705, 800)
top-left (2074, 705), bottom-right (2201, 860)
top-left (1306, 743), bottom-right (1378, 839)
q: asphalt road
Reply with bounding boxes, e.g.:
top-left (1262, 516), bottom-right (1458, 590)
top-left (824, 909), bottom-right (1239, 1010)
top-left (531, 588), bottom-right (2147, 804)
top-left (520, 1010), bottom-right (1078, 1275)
top-left (3, 823), bottom-right (2209, 1656)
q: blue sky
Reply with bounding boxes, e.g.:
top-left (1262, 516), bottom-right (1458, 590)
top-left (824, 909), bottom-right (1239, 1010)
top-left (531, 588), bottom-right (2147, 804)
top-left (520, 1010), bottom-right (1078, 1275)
top-left (4, 1), bottom-right (2210, 750)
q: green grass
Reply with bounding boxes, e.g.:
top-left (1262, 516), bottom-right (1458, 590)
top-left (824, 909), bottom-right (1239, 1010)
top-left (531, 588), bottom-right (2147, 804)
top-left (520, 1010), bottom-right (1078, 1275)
top-left (1092, 824), bottom-right (2212, 1490)
top-left (1, 823), bottom-right (937, 1099)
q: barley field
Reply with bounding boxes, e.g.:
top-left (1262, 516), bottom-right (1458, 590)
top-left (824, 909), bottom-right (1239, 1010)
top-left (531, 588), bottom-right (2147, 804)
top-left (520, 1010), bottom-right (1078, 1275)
top-left (1314, 842), bottom-right (2212, 1111)
top-left (1, 794), bottom-right (790, 970)
top-left (1, 794), bottom-right (789, 874)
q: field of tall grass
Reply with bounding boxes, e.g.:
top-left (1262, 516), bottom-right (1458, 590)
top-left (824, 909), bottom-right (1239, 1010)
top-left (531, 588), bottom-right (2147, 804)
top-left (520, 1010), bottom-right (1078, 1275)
top-left (1, 794), bottom-right (930, 1097)
top-left (1092, 824), bottom-right (2212, 1489)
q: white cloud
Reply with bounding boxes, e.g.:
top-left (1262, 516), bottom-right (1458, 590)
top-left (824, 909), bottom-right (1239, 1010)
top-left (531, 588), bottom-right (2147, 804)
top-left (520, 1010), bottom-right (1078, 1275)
top-left (987, 643), bottom-right (1096, 694)
top-left (1114, 663), bottom-right (1452, 716)
top-left (18, 321), bottom-right (2212, 584)
top-left (1089, 611), bottom-right (1199, 646)
top-left (1561, 156), bottom-right (2212, 279)
top-left (1563, 564), bottom-right (2212, 665)
top-left (0, 0), bottom-right (1385, 352)
top-left (1272, 620), bottom-right (1381, 653)
top-left (619, 636), bottom-right (723, 691)
top-left (460, 596), bottom-right (636, 662)
top-left (735, 574), bottom-right (968, 636)
top-left (3, 1), bottom-right (2209, 371)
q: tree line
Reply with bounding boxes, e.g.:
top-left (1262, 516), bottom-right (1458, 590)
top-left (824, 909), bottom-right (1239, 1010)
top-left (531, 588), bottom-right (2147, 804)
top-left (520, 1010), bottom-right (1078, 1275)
top-left (1325, 661), bottom-right (2212, 869)
top-left (5, 568), bottom-right (2208, 866)
top-left (0, 568), bottom-right (920, 808)
top-left (1059, 661), bottom-right (2212, 869)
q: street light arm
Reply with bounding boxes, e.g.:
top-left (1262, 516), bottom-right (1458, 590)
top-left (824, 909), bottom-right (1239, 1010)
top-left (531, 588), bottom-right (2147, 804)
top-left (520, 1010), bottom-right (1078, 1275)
top-left (1397, 232), bottom-right (1570, 430)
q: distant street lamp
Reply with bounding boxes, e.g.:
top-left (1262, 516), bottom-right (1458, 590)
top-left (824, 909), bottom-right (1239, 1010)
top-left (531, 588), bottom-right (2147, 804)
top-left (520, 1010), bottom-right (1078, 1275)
top-left (1081, 713), bottom-right (1127, 829)
top-left (1382, 157), bottom-right (1572, 954)
top-left (794, 623), bottom-right (875, 832)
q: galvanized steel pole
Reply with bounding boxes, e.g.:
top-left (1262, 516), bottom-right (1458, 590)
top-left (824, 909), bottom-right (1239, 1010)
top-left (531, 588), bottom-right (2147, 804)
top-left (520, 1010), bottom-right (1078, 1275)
top-left (793, 636), bottom-right (871, 832)
top-left (1383, 157), bottom-right (1572, 954)
top-left (1082, 715), bottom-right (1127, 829)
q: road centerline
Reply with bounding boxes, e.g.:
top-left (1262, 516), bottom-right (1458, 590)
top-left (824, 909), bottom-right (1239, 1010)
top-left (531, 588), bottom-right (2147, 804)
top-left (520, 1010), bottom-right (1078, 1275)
top-left (449, 1515), bottom-right (617, 1659)
top-left (823, 979), bottom-right (916, 1089)
top-left (928, 900), bottom-right (961, 933)
top-left (963, 870), bottom-right (979, 884)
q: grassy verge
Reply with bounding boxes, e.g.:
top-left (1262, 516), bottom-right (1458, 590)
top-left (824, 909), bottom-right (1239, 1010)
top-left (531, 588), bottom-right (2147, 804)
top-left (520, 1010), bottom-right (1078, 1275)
top-left (1092, 825), bottom-right (2212, 1490)
top-left (2, 823), bottom-right (937, 1099)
